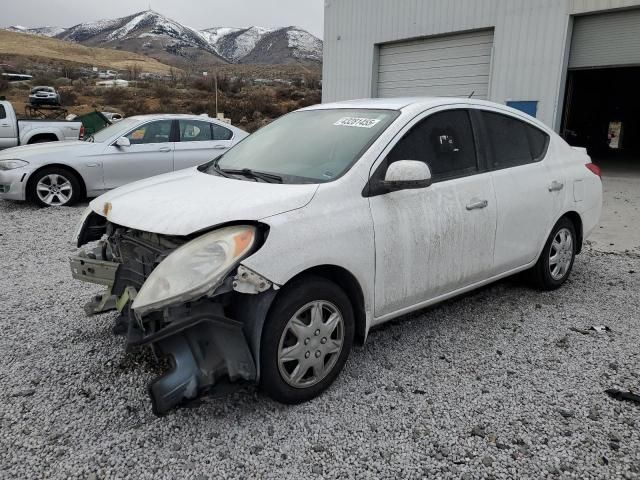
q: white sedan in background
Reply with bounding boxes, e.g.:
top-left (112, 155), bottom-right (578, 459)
top-left (71, 98), bottom-right (602, 414)
top-left (0, 114), bottom-right (248, 206)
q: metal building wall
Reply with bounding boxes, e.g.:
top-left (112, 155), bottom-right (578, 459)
top-left (322, 0), bottom-right (640, 130)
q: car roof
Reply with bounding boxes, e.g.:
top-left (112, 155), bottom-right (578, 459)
top-left (302, 97), bottom-right (508, 112)
top-left (300, 97), bottom-right (553, 132)
top-left (126, 114), bottom-right (238, 124)
top-left (300, 97), bottom-right (430, 111)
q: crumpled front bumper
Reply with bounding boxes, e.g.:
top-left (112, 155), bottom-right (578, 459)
top-left (69, 251), bottom-right (273, 415)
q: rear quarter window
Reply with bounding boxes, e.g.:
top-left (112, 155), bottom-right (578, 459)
top-left (0, 105), bottom-right (6, 120)
top-left (527, 124), bottom-right (550, 161)
top-left (212, 124), bottom-right (233, 141)
top-left (482, 111), bottom-right (550, 169)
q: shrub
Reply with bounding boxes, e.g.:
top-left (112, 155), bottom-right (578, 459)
top-left (152, 98), bottom-right (176, 114)
top-left (30, 75), bottom-right (58, 87)
top-left (192, 77), bottom-right (216, 93)
top-left (122, 98), bottom-right (150, 117)
top-left (152, 82), bottom-right (172, 101)
top-left (102, 87), bottom-right (131, 106)
top-left (0, 79), bottom-right (9, 93)
top-left (59, 88), bottom-right (78, 106)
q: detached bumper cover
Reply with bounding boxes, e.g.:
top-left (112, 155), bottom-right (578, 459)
top-left (146, 305), bottom-right (257, 415)
top-left (70, 244), bottom-right (271, 415)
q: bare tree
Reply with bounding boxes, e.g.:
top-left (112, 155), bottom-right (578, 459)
top-left (61, 63), bottom-right (76, 80)
top-left (168, 67), bottom-right (177, 87)
top-left (126, 63), bottom-right (142, 81)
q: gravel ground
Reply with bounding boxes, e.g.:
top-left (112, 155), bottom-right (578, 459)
top-left (1, 199), bottom-right (639, 480)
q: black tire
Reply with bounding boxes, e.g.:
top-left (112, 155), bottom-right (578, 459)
top-left (530, 217), bottom-right (577, 290)
top-left (260, 275), bottom-right (354, 404)
top-left (29, 167), bottom-right (82, 207)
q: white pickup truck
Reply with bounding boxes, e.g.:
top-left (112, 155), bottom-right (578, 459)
top-left (0, 99), bottom-right (83, 150)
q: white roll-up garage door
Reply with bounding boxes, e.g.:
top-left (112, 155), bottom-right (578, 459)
top-left (376, 29), bottom-right (494, 99)
top-left (569, 9), bottom-right (640, 69)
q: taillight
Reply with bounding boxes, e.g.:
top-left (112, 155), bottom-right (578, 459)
top-left (586, 163), bottom-right (601, 178)
top-left (79, 125), bottom-right (85, 140)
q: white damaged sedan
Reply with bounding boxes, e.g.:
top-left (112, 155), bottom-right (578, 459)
top-left (71, 98), bottom-right (602, 414)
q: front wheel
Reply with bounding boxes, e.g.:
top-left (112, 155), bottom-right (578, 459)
top-left (260, 276), bottom-right (354, 404)
top-left (29, 167), bottom-right (81, 207)
top-left (530, 217), bottom-right (577, 290)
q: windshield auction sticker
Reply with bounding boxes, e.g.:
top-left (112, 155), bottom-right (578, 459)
top-left (334, 117), bottom-right (381, 128)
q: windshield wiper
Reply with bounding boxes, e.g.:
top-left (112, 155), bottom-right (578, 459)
top-left (210, 157), bottom-right (233, 179)
top-left (208, 158), bottom-right (283, 183)
top-left (239, 169), bottom-right (283, 184)
top-left (223, 168), bottom-right (283, 184)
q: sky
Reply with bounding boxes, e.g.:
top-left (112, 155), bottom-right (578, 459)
top-left (1, 0), bottom-right (325, 38)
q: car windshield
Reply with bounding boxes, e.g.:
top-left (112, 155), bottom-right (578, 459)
top-left (205, 109), bottom-right (398, 183)
top-left (88, 118), bottom-right (140, 143)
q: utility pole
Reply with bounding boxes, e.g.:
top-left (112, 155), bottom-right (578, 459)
top-left (215, 72), bottom-right (218, 116)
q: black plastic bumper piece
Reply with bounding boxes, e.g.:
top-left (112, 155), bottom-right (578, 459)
top-left (148, 314), bottom-right (257, 416)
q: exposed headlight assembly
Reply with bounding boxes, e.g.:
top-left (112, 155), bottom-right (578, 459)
top-left (0, 159), bottom-right (28, 170)
top-left (131, 225), bottom-right (257, 315)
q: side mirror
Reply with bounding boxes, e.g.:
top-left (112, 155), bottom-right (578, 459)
top-left (115, 136), bottom-right (130, 147)
top-left (381, 160), bottom-right (432, 192)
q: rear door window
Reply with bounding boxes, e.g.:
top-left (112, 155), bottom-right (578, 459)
top-left (0, 105), bottom-right (6, 119)
top-left (482, 111), bottom-right (549, 169)
top-left (125, 120), bottom-right (173, 145)
top-left (386, 109), bottom-right (479, 181)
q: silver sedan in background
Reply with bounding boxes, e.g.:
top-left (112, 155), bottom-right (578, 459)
top-left (0, 114), bottom-right (248, 206)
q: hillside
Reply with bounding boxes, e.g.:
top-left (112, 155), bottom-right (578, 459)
top-left (56, 10), bottom-right (228, 67)
top-left (0, 30), bottom-right (178, 75)
top-left (4, 10), bottom-right (323, 67)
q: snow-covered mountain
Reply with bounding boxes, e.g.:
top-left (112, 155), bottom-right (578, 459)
top-left (204, 26), bottom-right (273, 63)
top-left (55, 10), bottom-right (227, 66)
top-left (204, 25), bottom-right (322, 64)
top-left (5, 25), bottom-right (67, 37)
top-left (3, 10), bottom-right (322, 66)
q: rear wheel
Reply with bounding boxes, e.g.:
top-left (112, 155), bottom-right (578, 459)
top-left (530, 217), bottom-right (577, 290)
top-left (29, 167), bottom-right (81, 207)
top-left (28, 137), bottom-right (54, 144)
top-left (260, 276), bottom-right (354, 404)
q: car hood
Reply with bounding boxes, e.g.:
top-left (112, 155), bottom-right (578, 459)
top-left (0, 141), bottom-right (90, 160)
top-left (89, 167), bottom-right (319, 236)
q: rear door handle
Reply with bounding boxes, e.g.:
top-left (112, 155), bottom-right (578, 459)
top-left (548, 181), bottom-right (564, 192)
top-left (466, 199), bottom-right (488, 211)
top-left (212, 145), bottom-right (227, 150)
top-left (158, 146), bottom-right (171, 152)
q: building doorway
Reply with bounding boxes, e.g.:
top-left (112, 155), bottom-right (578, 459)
top-left (562, 66), bottom-right (640, 175)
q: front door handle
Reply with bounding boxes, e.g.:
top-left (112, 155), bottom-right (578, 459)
top-left (549, 181), bottom-right (564, 192)
top-left (212, 145), bottom-right (227, 150)
top-left (158, 146), bottom-right (171, 152)
top-left (466, 199), bottom-right (488, 211)
top-left (0, 124), bottom-right (10, 127)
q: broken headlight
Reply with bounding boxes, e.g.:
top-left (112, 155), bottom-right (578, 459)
top-left (131, 225), bottom-right (257, 316)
